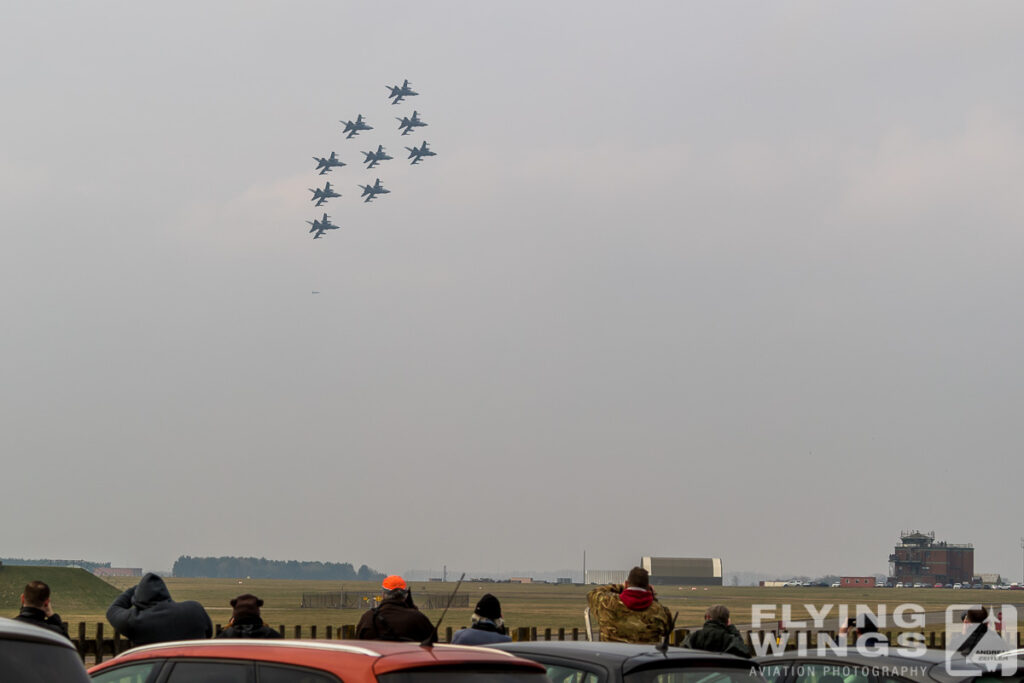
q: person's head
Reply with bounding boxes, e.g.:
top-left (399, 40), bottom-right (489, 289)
top-left (21, 581), bottom-right (50, 609)
top-left (382, 575), bottom-right (409, 601)
top-left (706, 605), bottom-right (730, 624)
top-left (857, 617), bottom-right (879, 635)
top-left (963, 607), bottom-right (988, 624)
top-left (474, 593), bottom-right (502, 621)
top-left (625, 567), bottom-right (649, 589)
top-left (230, 594), bottom-right (264, 622)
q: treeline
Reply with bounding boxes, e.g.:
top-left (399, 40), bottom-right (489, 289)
top-left (172, 556), bottom-right (385, 581)
top-left (1, 558), bottom-right (111, 572)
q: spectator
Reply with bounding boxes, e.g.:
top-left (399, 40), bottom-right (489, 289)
top-left (451, 594), bottom-right (511, 645)
top-left (587, 567), bottom-right (672, 644)
top-left (14, 581), bottom-right (69, 639)
top-left (106, 573), bottom-right (212, 646)
top-left (839, 616), bottom-right (888, 648)
top-left (682, 605), bottom-right (751, 657)
top-left (217, 594), bottom-right (282, 639)
top-left (356, 575), bottom-right (436, 643)
top-left (956, 606), bottom-right (992, 656)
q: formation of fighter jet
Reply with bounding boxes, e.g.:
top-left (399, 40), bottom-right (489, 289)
top-left (396, 110), bottom-right (427, 136)
top-left (306, 212), bottom-right (340, 239)
top-left (362, 144), bottom-right (393, 169)
top-left (312, 151), bottom-right (345, 175)
top-left (358, 178), bottom-right (390, 203)
top-left (386, 79), bottom-right (418, 105)
top-left (309, 180), bottom-right (340, 207)
top-left (304, 81), bottom-right (436, 239)
top-left (405, 141), bottom-right (436, 165)
top-left (340, 114), bottom-right (373, 139)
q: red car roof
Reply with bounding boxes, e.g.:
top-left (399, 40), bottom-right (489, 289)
top-left (89, 640), bottom-right (546, 680)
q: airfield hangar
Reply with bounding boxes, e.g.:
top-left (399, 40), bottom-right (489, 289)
top-left (889, 530), bottom-right (974, 585)
top-left (641, 556), bottom-right (723, 586)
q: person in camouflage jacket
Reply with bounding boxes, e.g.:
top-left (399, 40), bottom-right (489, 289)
top-left (587, 567), bottom-right (672, 644)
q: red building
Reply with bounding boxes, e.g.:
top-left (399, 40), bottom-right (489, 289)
top-left (840, 576), bottom-right (875, 587)
top-left (889, 530), bottom-right (973, 585)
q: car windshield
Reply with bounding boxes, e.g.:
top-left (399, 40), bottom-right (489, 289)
top-left (0, 639), bottom-right (91, 683)
top-left (625, 667), bottom-right (763, 683)
top-left (379, 668), bottom-right (550, 683)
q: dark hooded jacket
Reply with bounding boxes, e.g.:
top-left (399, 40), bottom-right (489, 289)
top-left (356, 591), bottom-right (436, 643)
top-left (14, 606), bottom-right (70, 639)
top-left (106, 573), bottom-right (212, 646)
top-left (217, 617), bottom-right (283, 639)
top-left (682, 619), bottom-right (752, 658)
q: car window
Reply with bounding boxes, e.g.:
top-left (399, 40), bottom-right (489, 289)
top-left (788, 663), bottom-right (868, 683)
top-left (545, 663), bottom-right (601, 683)
top-left (90, 662), bottom-right (161, 683)
top-left (258, 663), bottom-right (341, 683)
top-left (0, 639), bottom-right (91, 683)
top-left (166, 661), bottom-right (253, 683)
top-left (626, 667), bottom-right (763, 683)
top-left (759, 664), bottom-right (788, 683)
top-left (378, 668), bottom-right (550, 683)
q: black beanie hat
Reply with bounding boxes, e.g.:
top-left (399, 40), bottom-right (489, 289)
top-left (474, 593), bottom-right (501, 620)
top-left (230, 593), bottom-right (263, 620)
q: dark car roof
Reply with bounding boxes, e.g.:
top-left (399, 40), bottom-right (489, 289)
top-left (491, 641), bottom-right (757, 674)
top-left (0, 616), bottom-right (78, 649)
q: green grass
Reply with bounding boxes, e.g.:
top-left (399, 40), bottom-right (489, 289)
top-left (0, 565), bottom-right (122, 616)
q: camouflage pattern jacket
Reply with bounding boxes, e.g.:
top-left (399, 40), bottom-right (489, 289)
top-left (587, 584), bottom-right (672, 644)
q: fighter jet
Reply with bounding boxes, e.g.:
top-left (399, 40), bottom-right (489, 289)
top-left (386, 79), bottom-right (418, 105)
top-left (358, 178), bottom-right (390, 203)
top-left (340, 114), bottom-right (373, 139)
top-left (306, 212), bottom-right (340, 239)
top-left (362, 144), bottom-right (393, 169)
top-left (395, 110), bottom-right (427, 136)
top-left (309, 180), bottom-right (341, 207)
top-left (312, 151), bottom-right (345, 175)
top-left (405, 141), bottom-right (436, 165)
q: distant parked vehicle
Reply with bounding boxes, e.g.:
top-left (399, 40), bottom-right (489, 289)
top-left (831, 582), bottom-right (840, 588)
top-left (953, 583), bottom-right (963, 589)
top-left (895, 582), bottom-right (905, 588)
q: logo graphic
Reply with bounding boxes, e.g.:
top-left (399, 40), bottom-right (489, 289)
top-left (944, 605), bottom-right (1018, 676)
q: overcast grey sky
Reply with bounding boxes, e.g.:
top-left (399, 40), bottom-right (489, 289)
top-left (2, 1), bottom-right (1022, 581)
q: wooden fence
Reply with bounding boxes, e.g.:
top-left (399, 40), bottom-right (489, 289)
top-left (67, 624), bottom-right (1024, 665)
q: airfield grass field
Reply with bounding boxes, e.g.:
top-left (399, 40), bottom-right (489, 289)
top-left (33, 576), bottom-right (1023, 639)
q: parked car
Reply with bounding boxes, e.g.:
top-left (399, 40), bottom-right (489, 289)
top-left (831, 582), bottom-right (841, 588)
top-left (0, 616), bottom-right (91, 683)
top-left (934, 583), bottom-right (944, 588)
top-left (895, 582), bottom-right (905, 588)
top-left (489, 641), bottom-right (764, 683)
top-left (89, 640), bottom-right (548, 683)
top-left (953, 583), bottom-right (963, 589)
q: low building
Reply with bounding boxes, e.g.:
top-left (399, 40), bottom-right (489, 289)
top-left (760, 581), bottom-right (787, 587)
top-left (840, 576), bottom-right (875, 587)
top-left (642, 557), bottom-right (723, 586)
top-left (93, 567), bottom-right (143, 578)
top-left (585, 570), bottom-right (627, 585)
top-left (509, 577), bottom-right (533, 584)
